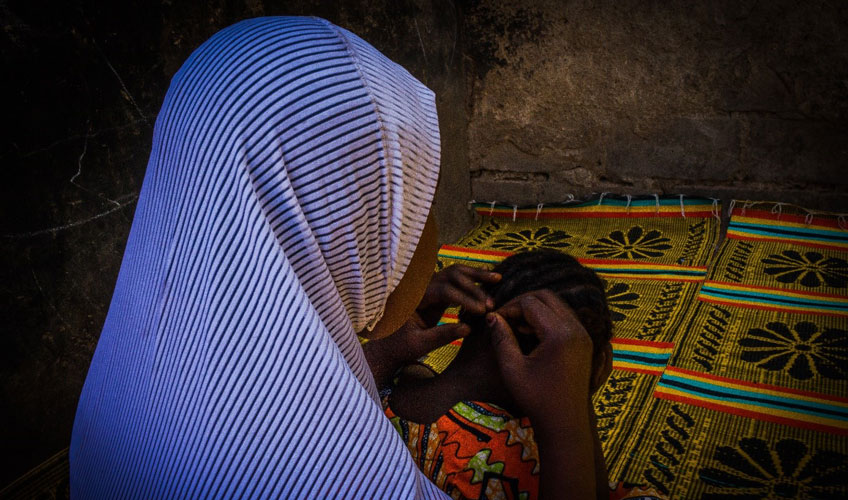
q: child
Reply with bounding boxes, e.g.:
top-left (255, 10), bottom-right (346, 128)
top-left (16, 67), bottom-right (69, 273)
top-left (384, 250), bottom-right (665, 500)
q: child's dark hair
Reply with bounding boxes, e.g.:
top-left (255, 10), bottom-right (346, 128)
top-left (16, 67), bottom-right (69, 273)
top-left (463, 249), bottom-right (613, 357)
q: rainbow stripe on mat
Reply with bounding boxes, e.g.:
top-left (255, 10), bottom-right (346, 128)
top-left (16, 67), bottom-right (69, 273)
top-left (699, 280), bottom-right (848, 318)
top-left (437, 313), bottom-right (465, 347)
top-left (728, 212), bottom-right (848, 252)
top-left (611, 338), bottom-right (674, 376)
top-left (472, 198), bottom-right (717, 219)
top-left (439, 246), bottom-right (706, 282)
top-left (439, 245), bottom-right (510, 264)
top-left (438, 313), bottom-right (459, 325)
top-left (655, 366), bottom-right (848, 435)
top-left (581, 259), bottom-right (706, 282)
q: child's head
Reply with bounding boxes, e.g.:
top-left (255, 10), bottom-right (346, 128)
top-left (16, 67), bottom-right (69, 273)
top-left (457, 249), bottom-right (613, 390)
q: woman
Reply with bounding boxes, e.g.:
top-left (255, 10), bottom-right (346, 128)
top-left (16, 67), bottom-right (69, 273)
top-left (72, 16), bottom-right (604, 499)
top-left (71, 16), bottom-right (458, 498)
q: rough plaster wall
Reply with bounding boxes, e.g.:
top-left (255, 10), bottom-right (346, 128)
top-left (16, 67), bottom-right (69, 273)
top-left (0, 0), bottom-right (469, 485)
top-left (465, 0), bottom-right (848, 209)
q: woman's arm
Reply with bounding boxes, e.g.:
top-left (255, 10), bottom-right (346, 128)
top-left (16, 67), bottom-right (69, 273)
top-left (590, 405), bottom-right (609, 500)
top-left (533, 403), bottom-right (596, 499)
top-left (364, 264), bottom-right (500, 389)
top-left (488, 291), bottom-right (599, 499)
top-left (363, 312), bottom-right (469, 389)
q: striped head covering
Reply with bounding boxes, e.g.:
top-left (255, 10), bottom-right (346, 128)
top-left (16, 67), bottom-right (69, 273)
top-left (71, 17), bottom-right (446, 498)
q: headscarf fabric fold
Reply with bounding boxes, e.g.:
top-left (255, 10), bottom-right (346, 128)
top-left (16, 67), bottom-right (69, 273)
top-left (71, 17), bottom-right (446, 499)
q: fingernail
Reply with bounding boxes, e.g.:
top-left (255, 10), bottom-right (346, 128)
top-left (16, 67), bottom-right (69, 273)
top-left (491, 273), bottom-right (502, 282)
top-left (486, 313), bottom-right (497, 326)
top-left (486, 298), bottom-right (495, 310)
top-left (457, 324), bottom-right (471, 336)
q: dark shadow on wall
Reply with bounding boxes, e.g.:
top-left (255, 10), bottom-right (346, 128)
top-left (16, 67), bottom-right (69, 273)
top-left (0, 0), bottom-right (470, 486)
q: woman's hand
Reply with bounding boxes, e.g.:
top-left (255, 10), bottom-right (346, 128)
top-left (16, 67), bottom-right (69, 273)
top-left (416, 264), bottom-right (501, 327)
top-left (363, 312), bottom-right (470, 389)
top-left (487, 290), bottom-right (596, 499)
top-left (365, 264), bottom-right (498, 390)
top-left (487, 290), bottom-right (594, 421)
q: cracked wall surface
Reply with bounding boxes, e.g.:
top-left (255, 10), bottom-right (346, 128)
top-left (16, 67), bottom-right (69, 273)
top-left (2, 0), bottom-right (847, 486)
top-left (464, 0), bottom-right (848, 208)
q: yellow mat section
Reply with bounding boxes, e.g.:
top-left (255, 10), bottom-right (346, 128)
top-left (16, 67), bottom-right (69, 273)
top-left (424, 196), bottom-right (848, 498)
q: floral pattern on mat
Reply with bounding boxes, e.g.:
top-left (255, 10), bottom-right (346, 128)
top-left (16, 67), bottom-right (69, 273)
top-left (491, 227), bottom-right (571, 252)
top-left (587, 227), bottom-right (672, 259)
top-left (762, 250), bottom-right (848, 288)
top-left (699, 437), bottom-right (848, 499)
top-left (738, 321), bottom-right (848, 380)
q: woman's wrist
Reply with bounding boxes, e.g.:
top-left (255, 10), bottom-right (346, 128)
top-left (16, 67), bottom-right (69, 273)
top-left (525, 383), bottom-right (590, 427)
top-left (363, 337), bottom-right (401, 389)
top-left (532, 406), bottom-right (591, 440)
top-left (533, 408), bottom-right (596, 500)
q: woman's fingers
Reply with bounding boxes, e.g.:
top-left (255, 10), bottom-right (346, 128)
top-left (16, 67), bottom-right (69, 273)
top-left (486, 313), bottom-right (523, 375)
top-left (418, 264), bottom-right (500, 319)
top-left (437, 285), bottom-right (488, 315)
top-left (447, 269), bottom-right (491, 305)
top-left (494, 291), bottom-right (590, 346)
top-left (451, 264), bottom-right (501, 284)
top-left (488, 294), bottom-right (595, 423)
top-left (407, 322), bottom-right (470, 359)
top-left (446, 265), bottom-right (501, 310)
top-left (494, 295), bottom-right (555, 339)
top-left (529, 289), bottom-right (577, 322)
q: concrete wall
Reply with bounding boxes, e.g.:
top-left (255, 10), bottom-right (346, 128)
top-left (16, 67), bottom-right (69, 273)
top-left (2, 0), bottom-right (846, 485)
top-left (465, 0), bottom-right (848, 209)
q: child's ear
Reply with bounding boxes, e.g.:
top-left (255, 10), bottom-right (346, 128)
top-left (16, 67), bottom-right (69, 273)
top-left (591, 343), bottom-right (613, 394)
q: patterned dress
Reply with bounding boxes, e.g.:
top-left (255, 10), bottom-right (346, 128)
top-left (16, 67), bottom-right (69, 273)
top-left (386, 401), bottom-right (540, 500)
top-left (386, 401), bottom-right (668, 500)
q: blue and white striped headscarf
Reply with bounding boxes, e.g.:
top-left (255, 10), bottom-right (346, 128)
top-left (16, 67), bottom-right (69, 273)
top-left (71, 17), bottom-right (446, 499)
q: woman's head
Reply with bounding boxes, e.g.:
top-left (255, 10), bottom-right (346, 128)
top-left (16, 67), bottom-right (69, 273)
top-left (74, 19), bottom-right (446, 494)
top-left (152, 17), bottom-right (441, 336)
top-left (134, 17), bottom-right (441, 393)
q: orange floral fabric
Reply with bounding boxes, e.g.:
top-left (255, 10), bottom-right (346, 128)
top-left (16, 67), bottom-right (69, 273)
top-left (386, 401), bottom-right (668, 500)
top-left (386, 401), bottom-right (539, 500)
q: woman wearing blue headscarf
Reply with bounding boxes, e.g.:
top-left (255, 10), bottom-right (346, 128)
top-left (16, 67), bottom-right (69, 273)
top-left (71, 16), bottom-right (457, 498)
